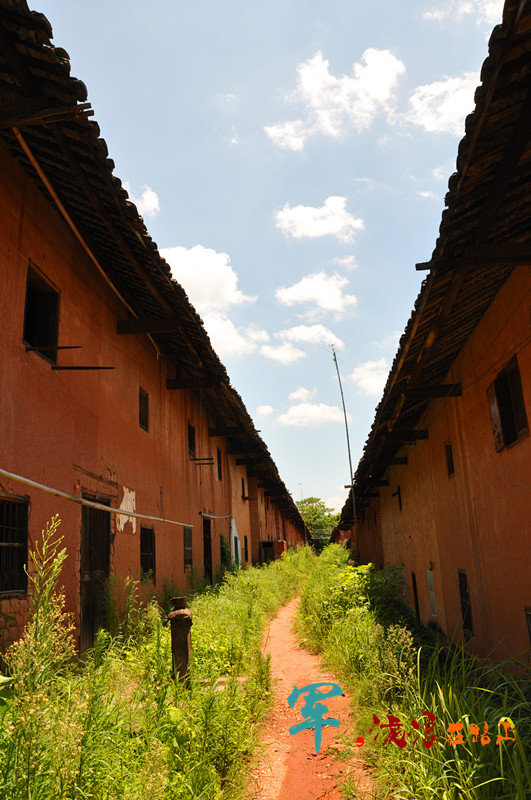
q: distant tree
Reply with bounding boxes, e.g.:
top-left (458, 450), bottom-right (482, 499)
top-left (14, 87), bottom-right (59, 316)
top-left (296, 497), bottom-right (339, 536)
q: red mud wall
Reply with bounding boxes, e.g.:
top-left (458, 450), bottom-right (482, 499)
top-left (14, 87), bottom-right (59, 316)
top-left (373, 265), bottom-right (531, 659)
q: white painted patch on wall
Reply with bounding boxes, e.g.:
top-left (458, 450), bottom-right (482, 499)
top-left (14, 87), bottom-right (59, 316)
top-left (231, 518), bottom-right (241, 564)
top-left (117, 487), bottom-right (136, 534)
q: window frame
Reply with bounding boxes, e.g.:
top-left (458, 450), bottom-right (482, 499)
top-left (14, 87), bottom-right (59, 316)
top-left (457, 569), bottom-right (474, 637)
top-left (183, 525), bottom-right (193, 571)
top-left (0, 497), bottom-right (29, 595)
top-left (217, 447), bottom-right (222, 481)
top-left (139, 387), bottom-right (149, 432)
top-left (188, 423), bottom-right (196, 459)
top-left (445, 442), bottom-right (455, 477)
top-left (140, 526), bottom-right (155, 584)
top-left (487, 355), bottom-right (528, 451)
top-left (23, 264), bottom-right (60, 364)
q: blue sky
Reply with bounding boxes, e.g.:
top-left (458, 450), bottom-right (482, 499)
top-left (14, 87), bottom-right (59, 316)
top-left (36, 0), bottom-right (503, 510)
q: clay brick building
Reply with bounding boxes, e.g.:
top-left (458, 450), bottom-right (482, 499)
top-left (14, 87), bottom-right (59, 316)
top-left (339, 0), bottom-right (531, 661)
top-left (0, 0), bottom-right (307, 651)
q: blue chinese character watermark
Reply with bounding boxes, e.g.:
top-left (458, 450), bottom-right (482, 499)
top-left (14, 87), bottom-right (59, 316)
top-left (287, 682), bottom-right (343, 754)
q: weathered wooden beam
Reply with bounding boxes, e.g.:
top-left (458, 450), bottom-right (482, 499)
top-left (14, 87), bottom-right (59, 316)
top-left (386, 428), bottom-right (429, 442)
top-left (415, 258), bottom-right (466, 271)
top-left (416, 243), bottom-right (531, 271)
top-left (361, 492), bottom-right (379, 497)
top-left (51, 365), bottom-right (115, 370)
top-left (405, 383), bottom-right (461, 398)
top-left (373, 480), bottom-right (390, 486)
top-left (0, 98), bottom-right (92, 129)
top-left (117, 316), bottom-right (182, 335)
top-left (25, 345), bottom-right (81, 352)
top-left (373, 457), bottom-right (408, 466)
top-left (208, 425), bottom-right (245, 437)
top-left (166, 377), bottom-right (217, 390)
top-left (236, 457), bottom-right (264, 466)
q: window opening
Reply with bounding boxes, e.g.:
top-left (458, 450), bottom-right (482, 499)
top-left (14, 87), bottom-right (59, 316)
top-left (244, 535), bottom-right (248, 563)
top-left (139, 387), bottom-right (149, 432)
top-left (487, 355), bottom-right (528, 450)
top-left (445, 443), bottom-right (455, 477)
top-left (458, 569), bottom-right (474, 636)
top-left (140, 527), bottom-right (155, 583)
top-left (188, 423), bottom-right (196, 458)
top-left (217, 448), bottom-right (222, 481)
top-left (183, 525), bottom-right (193, 571)
top-left (526, 608), bottom-right (531, 647)
top-left (0, 498), bottom-right (28, 594)
top-left (392, 485), bottom-right (402, 511)
top-left (23, 266), bottom-right (59, 363)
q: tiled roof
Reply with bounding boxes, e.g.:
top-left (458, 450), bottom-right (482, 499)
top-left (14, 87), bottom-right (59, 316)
top-left (342, 0), bottom-right (531, 519)
top-left (0, 0), bottom-right (307, 534)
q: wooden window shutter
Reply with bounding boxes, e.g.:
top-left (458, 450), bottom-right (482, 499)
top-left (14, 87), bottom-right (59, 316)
top-left (487, 381), bottom-right (505, 451)
top-left (507, 359), bottom-right (528, 436)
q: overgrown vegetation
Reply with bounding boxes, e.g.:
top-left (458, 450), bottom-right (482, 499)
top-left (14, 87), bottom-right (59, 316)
top-left (297, 544), bottom-right (531, 800)
top-left (0, 516), bottom-right (315, 800)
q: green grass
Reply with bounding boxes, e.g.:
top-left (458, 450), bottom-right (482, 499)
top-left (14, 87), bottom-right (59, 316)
top-left (0, 516), bottom-right (316, 800)
top-left (297, 544), bottom-right (531, 800)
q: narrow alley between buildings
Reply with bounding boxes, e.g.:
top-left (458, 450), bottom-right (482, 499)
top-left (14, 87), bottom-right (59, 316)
top-left (249, 598), bottom-right (377, 800)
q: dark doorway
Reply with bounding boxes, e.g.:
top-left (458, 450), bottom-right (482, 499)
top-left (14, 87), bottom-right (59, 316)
top-left (80, 496), bottom-right (110, 651)
top-left (203, 517), bottom-right (212, 584)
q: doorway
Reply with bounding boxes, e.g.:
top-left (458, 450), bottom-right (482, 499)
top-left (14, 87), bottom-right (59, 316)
top-left (80, 496), bottom-right (110, 651)
top-left (203, 517), bottom-right (212, 584)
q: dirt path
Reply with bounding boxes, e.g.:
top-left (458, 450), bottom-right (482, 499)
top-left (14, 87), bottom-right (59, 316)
top-left (248, 597), bottom-right (377, 800)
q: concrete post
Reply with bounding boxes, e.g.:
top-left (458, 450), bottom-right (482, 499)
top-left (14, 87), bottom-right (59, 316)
top-left (168, 596), bottom-right (192, 682)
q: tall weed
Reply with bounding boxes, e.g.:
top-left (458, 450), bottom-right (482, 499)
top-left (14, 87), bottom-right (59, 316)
top-left (0, 519), bottom-right (315, 800)
top-left (297, 544), bottom-right (531, 800)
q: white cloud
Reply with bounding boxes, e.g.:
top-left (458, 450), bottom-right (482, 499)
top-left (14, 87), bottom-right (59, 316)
top-left (277, 324), bottom-right (345, 349)
top-left (331, 255), bottom-right (357, 271)
top-left (325, 495), bottom-right (344, 514)
top-left (260, 342), bottom-right (306, 364)
top-left (277, 402), bottom-right (348, 428)
top-left (265, 49), bottom-right (405, 150)
top-left (202, 313), bottom-right (269, 357)
top-left (432, 167), bottom-right (445, 180)
top-left (373, 331), bottom-right (400, 349)
top-left (228, 125), bottom-right (239, 147)
top-left (423, 0), bottom-right (503, 24)
top-left (275, 196), bottom-right (364, 243)
top-left (256, 404), bottom-right (274, 417)
top-left (123, 182), bottom-right (160, 217)
top-left (161, 245), bottom-right (256, 313)
top-left (275, 271), bottom-right (358, 320)
top-left (417, 190), bottom-right (437, 198)
top-left (288, 386), bottom-right (317, 403)
top-left (349, 357), bottom-right (389, 395)
top-left (402, 72), bottom-right (478, 136)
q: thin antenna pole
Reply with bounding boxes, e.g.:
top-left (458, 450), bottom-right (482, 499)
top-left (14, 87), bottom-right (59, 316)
top-left (331, 346), bottom-right (359, 558)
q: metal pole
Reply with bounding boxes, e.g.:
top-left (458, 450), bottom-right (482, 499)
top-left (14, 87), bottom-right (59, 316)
top-left (331, 346), bottom-right (359, 559)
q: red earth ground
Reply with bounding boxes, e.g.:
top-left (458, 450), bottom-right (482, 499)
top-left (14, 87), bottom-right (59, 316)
top-left (247, 598), bottom-right (379, 800)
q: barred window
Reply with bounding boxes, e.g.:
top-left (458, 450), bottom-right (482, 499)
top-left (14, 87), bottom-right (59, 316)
top-left (183, 525), bottom-right (193, 571)
top-left (140, 527), bottom-right (155, 583)
top-left (0, 498), bottom-right (28, 594)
